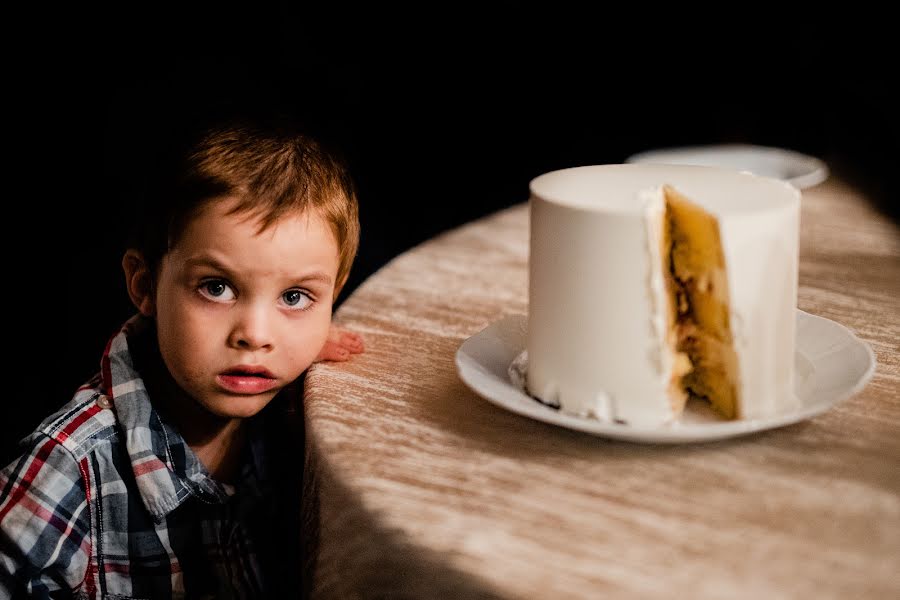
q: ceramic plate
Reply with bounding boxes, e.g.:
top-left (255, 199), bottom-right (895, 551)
top-left (626, 144), bottom-right (829, 189)
top-left (455, 311), bottom-right (874, 443)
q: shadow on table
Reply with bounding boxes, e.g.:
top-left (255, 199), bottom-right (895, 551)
top-left (302, 427), bottom-right (505, 600)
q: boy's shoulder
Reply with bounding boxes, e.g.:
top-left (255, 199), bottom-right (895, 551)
top-left (23, 375), bottom-right (119, 462)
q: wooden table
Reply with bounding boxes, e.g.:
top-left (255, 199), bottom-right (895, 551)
top-left (301, 179), bottom-right (900, 599)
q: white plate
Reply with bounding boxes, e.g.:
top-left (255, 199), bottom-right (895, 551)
top-left (455, 311), bottom-right (875, 443)
top-left (626, 144), bottom-right (829, 189)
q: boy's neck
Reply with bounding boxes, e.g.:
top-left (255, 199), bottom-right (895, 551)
top-left (185, 417), bottom-right (246, 484)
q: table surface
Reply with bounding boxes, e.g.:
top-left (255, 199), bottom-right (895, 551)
top-left (302, 178), bottom-right (900, 599)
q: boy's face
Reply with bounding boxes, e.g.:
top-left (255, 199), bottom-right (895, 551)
top-left (150, 199), bottom-right (339, 420)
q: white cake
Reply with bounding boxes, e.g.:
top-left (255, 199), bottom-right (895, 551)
top-left (526, 164), bottom-right (800, 426)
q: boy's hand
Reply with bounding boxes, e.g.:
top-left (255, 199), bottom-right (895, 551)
top-left (315, 325), bottom-right (365, 362)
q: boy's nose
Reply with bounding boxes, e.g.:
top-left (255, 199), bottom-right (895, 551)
top-left (228, 305), bottom-right (275, 351)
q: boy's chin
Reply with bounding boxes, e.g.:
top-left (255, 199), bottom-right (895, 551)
top-left (200, 393), bottom-right (276, 420)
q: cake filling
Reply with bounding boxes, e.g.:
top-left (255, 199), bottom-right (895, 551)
top-left (661, 186), bottom-right (741, 419)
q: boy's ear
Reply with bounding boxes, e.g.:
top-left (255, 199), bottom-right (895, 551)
top-left (122, 249), bottom-right (156, 317)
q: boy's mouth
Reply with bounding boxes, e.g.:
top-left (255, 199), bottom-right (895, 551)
top-left (221, 365), bottom-right (275, 378)
top-left (217, 365), bottom-right (278, 394)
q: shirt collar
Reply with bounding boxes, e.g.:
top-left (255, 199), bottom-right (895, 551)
top-left (99, 314), bottom-right (269, 522)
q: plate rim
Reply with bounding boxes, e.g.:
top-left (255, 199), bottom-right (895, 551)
top-left (455, 310), bottom-right (875, 443)
top-left (625, 143), bottom-right (829, 190)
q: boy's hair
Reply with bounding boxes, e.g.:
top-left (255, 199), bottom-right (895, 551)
top-left (133, 119), bottom-right (360, 295)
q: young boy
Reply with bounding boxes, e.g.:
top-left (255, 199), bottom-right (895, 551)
top-left (0, 120), bottom-right (363, 598)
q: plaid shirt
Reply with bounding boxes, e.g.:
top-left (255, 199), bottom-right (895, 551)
top-left (1, 315), bottom-right (299, 598)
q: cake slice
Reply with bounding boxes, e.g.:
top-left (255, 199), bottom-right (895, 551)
top-left (660, 185), bottom-right (741, 419)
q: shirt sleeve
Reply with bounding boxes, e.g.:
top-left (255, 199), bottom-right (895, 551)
top-left (0, 433), bottom-right (92, 598)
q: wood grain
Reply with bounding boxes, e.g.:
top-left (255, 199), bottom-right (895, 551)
top-left (302, 179), bottom-right (900, 599)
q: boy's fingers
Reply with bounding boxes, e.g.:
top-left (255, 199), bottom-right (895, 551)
top-left (315, 340), bottom-right (352, 362)
top-left (324, 326), bottom-right (365, 357)
top-left (340, 332), bottom-right (365, 353)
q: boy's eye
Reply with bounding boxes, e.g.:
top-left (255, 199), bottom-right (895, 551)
top-left (282, 289), bottom-right (313, 310)
top-left (199, 280), bottom-right (236, 303)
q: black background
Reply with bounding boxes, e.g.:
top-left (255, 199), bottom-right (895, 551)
top-left (6, 5), bottom-right (896, 464)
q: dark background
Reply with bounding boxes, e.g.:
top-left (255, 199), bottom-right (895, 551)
top-left (6, 5), bottom-right (896, 464)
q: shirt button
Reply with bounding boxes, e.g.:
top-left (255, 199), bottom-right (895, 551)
top-left (96, 394), bottom-right (112, 409)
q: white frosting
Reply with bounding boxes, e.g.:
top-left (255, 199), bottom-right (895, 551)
top-left (641, 187), bottom-right (671, 384)
top-left (508, 349), bottom-right (530, 396)
top-left (525, 164), bottom-right (800, 425)
top-left (510, 350), bottom-right (613, 418)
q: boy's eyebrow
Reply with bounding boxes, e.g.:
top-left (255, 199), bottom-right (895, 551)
top-left (184, 256), bottom-right (333, 285)
top-left (298, 271), bottom-right (334, 285)
top-left (184, 256), bottom-right (237, 275)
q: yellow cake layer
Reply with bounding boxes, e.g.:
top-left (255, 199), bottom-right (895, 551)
top-left (662, 185), bottom-right (741, 420)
